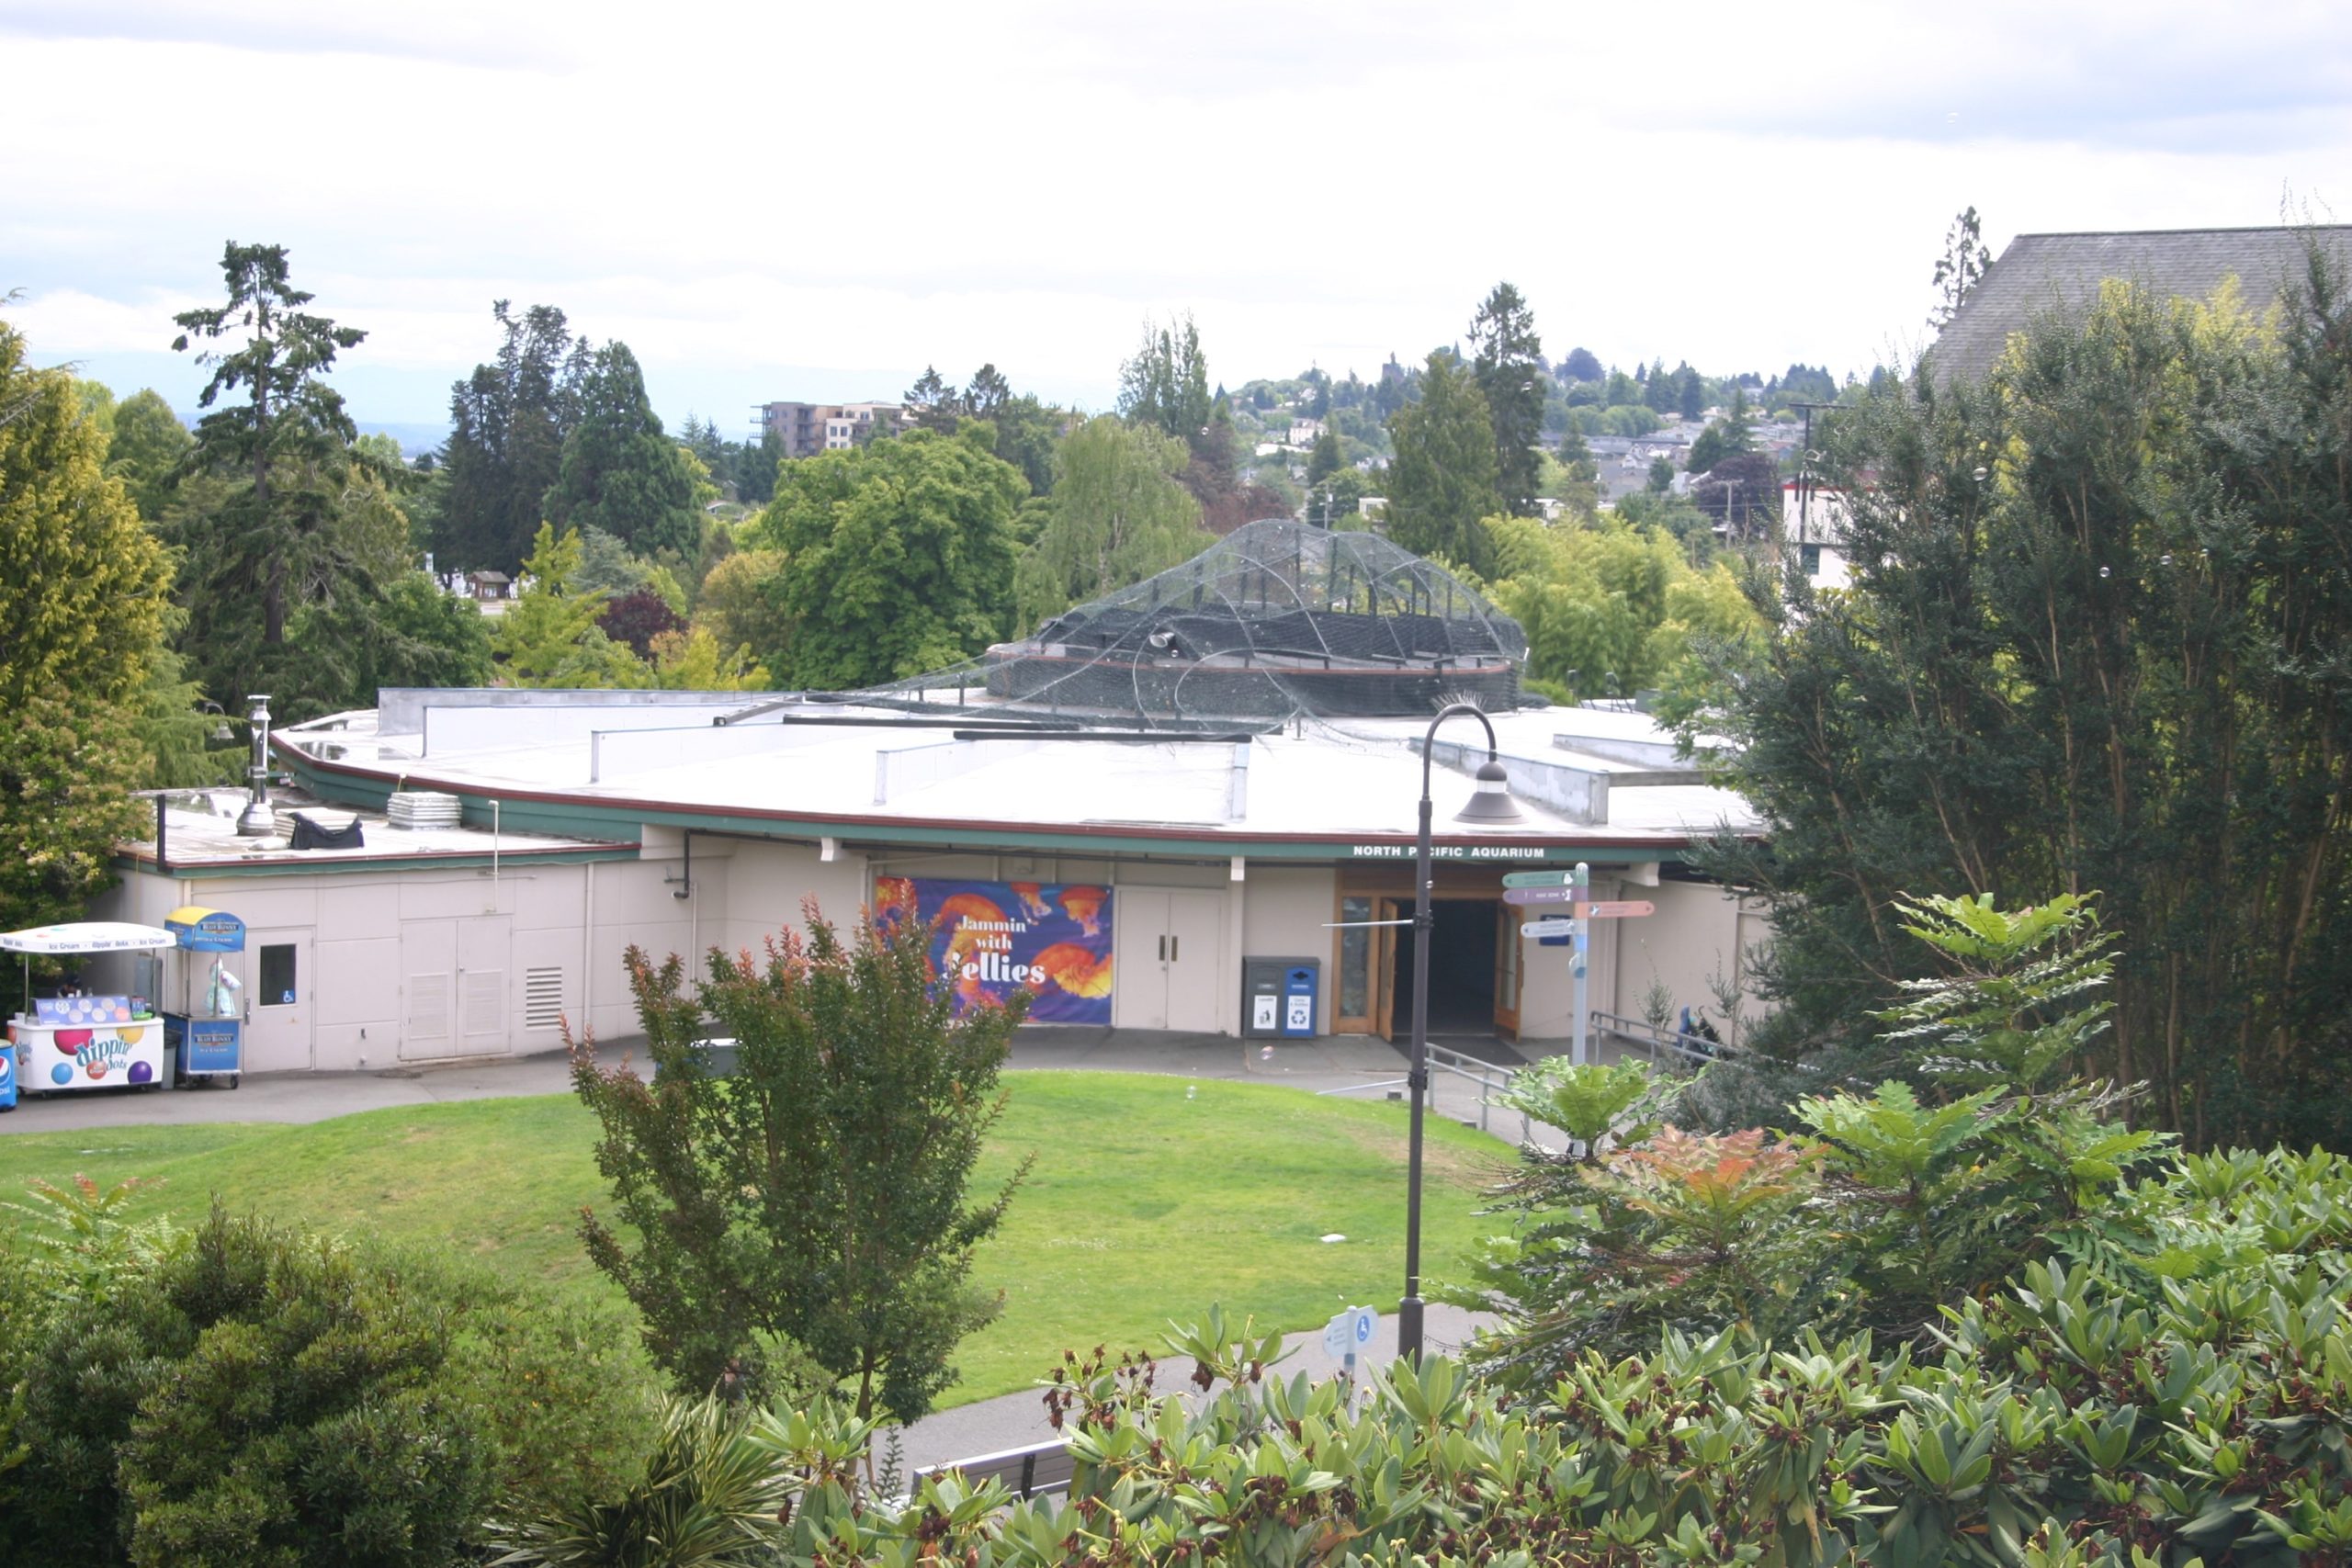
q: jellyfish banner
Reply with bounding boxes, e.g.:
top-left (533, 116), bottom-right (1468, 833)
top-left (874, 877), bottom-right (1114, 1024)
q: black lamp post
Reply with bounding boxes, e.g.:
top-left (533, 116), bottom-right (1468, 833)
top-left (1399, 703), bottom-right (1522, 1365)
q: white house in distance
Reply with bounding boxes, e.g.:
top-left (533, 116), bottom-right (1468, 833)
top-left (1782, 479), bottom-right (1853, 592)
top-left (90, 525), bottom-right (1768, 1076)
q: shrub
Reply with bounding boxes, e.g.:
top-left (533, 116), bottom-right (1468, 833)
top-left (1452, 893), bottom-right (2169, 1382)
top-left (1, 1199), bottom-right (653, 1567)
top-left (498, 1193), bottom-right (2352, 1564)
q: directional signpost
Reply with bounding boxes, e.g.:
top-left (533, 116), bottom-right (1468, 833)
top-left (1504, 886), bottom-right (1660, 913)
top-left (1507, 863), bottom-right (1655, 1065)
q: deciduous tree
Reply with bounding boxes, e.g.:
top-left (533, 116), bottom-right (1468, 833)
top-left (752, 428), bottom-right (1023, 688)
top-left (1116, 312), bottom-right (1212, 457)
top-left (694, 548), bottom-right (791, 680)
top-left (1014, 415), bottom-right (1208, 627)
top-left (571, 905), bottom-right (1029, 1420)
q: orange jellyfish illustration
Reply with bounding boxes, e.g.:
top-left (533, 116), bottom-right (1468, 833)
top-left (872, 876), bottom-right (917, 928)
top-left (1057, 886), bottom-right (1108, 936)
top-left (1033, 943), bottom-right (1114, 998)
top-left (935, 891), bottom-right (1008, 935)
top-left (1010, 882), bottom-right (1052, 919)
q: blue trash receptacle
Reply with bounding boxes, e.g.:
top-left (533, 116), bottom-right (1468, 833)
top-left (1281, 964), bottom-right (1318, 1037)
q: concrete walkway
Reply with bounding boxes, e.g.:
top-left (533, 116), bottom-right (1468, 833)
top-left (894, 1302), bottom-right (1493, 1472)
top-left (0, 1026), bottom-right (1549, 1138)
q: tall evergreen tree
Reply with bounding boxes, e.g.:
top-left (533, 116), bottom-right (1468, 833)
top-left (438, 301), bottom-right (576, 573)
top-left (964, 363), bottom-right (1012, 420)
top-left (1468, 282), bottom-right (1545, 515)
top-left (171, 243), bottom-right (368, 650)
top-left (544, 342), bottom-right (702, 561)
top-left (904, 366), bottom-right (958, 432)
top-left (1929, 205), bottom-right (1994, 328)
top-left (1383, 352), bottom-right (1502, 575)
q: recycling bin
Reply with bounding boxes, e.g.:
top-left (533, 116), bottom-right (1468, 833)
top-left (1242, 957), bottom-right (1313, 1038)
top-left (1281, 963), bottom-right (1319, 1037)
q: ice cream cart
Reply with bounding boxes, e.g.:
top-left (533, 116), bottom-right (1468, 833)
top-left (163, 906), bottom-right (246, 1089)
top-left (1, 921), bottom-right (176, 1100)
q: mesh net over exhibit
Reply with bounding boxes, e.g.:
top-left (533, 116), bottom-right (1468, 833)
top-left (784, 519), bottom-right (1529, 728)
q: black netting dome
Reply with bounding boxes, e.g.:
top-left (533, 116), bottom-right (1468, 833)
top-left (844, 519), bottom-right (1527, 726)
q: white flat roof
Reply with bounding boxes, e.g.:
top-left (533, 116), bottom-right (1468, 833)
top-left (271, 692), bottom-right (1759, 852)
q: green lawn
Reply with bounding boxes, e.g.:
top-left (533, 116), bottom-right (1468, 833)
top-left (0, 1073), bottom-right (1510, 1405)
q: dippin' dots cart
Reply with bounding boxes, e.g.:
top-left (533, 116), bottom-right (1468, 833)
top-left (0, 922), bottom-right (176, 1101)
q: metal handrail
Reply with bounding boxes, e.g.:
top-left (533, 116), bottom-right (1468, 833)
top-left (1319, 1040), bottom-right (1531, 1141)
top-left (914, 1438), bottom-right (1073, 1501)
top-left (1585, 1010), bottom-right (1740, 1066)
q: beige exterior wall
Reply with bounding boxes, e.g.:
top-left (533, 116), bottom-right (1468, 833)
top-left (95, 862), bottom-right (609, 1073)
top-left (1239, 865), bottom-right (1338, 1033)
top-left (86, 840), bottom-right (1766, 1071)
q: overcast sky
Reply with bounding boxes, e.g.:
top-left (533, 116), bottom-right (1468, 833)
top-left (6, 0), bottom-right (2349, 437)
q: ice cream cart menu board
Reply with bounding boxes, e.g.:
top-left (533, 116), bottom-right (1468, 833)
top-left (874, 877), bottom-right (1114, 1023)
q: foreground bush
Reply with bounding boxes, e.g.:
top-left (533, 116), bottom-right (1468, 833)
top-left (0, 1187), bottom-right (653, 1567)
top-left (1454, 894), bottom-right (2166, 1380)
top-left (499, 1156), bottom-right (2351, 1565)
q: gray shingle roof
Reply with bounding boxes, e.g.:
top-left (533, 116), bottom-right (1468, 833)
top-left (1931, 226), bottom-right (2352, 383)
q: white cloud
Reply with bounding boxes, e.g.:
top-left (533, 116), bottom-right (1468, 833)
top-left (6, 0), bottom-right (2350, 422)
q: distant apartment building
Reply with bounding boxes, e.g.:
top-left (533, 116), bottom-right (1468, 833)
top-left (758, 400), bottom-right (907, 458)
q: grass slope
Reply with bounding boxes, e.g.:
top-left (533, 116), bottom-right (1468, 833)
top-left (0, 1072), bottom-right (1507, 1405)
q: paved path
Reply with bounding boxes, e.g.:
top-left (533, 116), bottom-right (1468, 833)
top-left (0, 1027), bottom-right (1548, 1138)
top-left (894, 1302), bottom-right (1493, 1472)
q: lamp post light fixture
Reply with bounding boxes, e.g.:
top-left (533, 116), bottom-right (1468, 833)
top-left (198, 699), bottom-right (233, 744)
top-left (235, 694), bottom-right (277, 838)
top-left (1399, 703), bottom-right (1523, 1366)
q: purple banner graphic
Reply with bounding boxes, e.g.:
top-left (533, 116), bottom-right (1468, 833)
top-left (874, 877), bottom-right (1114, 1024)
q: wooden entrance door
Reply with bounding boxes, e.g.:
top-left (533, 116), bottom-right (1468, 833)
top-left (1493, 903), bottom-right (1522, 1040)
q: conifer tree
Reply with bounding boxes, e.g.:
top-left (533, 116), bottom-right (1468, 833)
top-left (545, 342), bottom-right (702, 561)
top-left (1384, 352), bottom-right (1502, 574)
top-left (1469, 282), bottom-right (1544, 515)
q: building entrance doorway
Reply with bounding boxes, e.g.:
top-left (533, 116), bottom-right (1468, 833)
top-left (1365, 896), bottom-right (1521, 1043)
